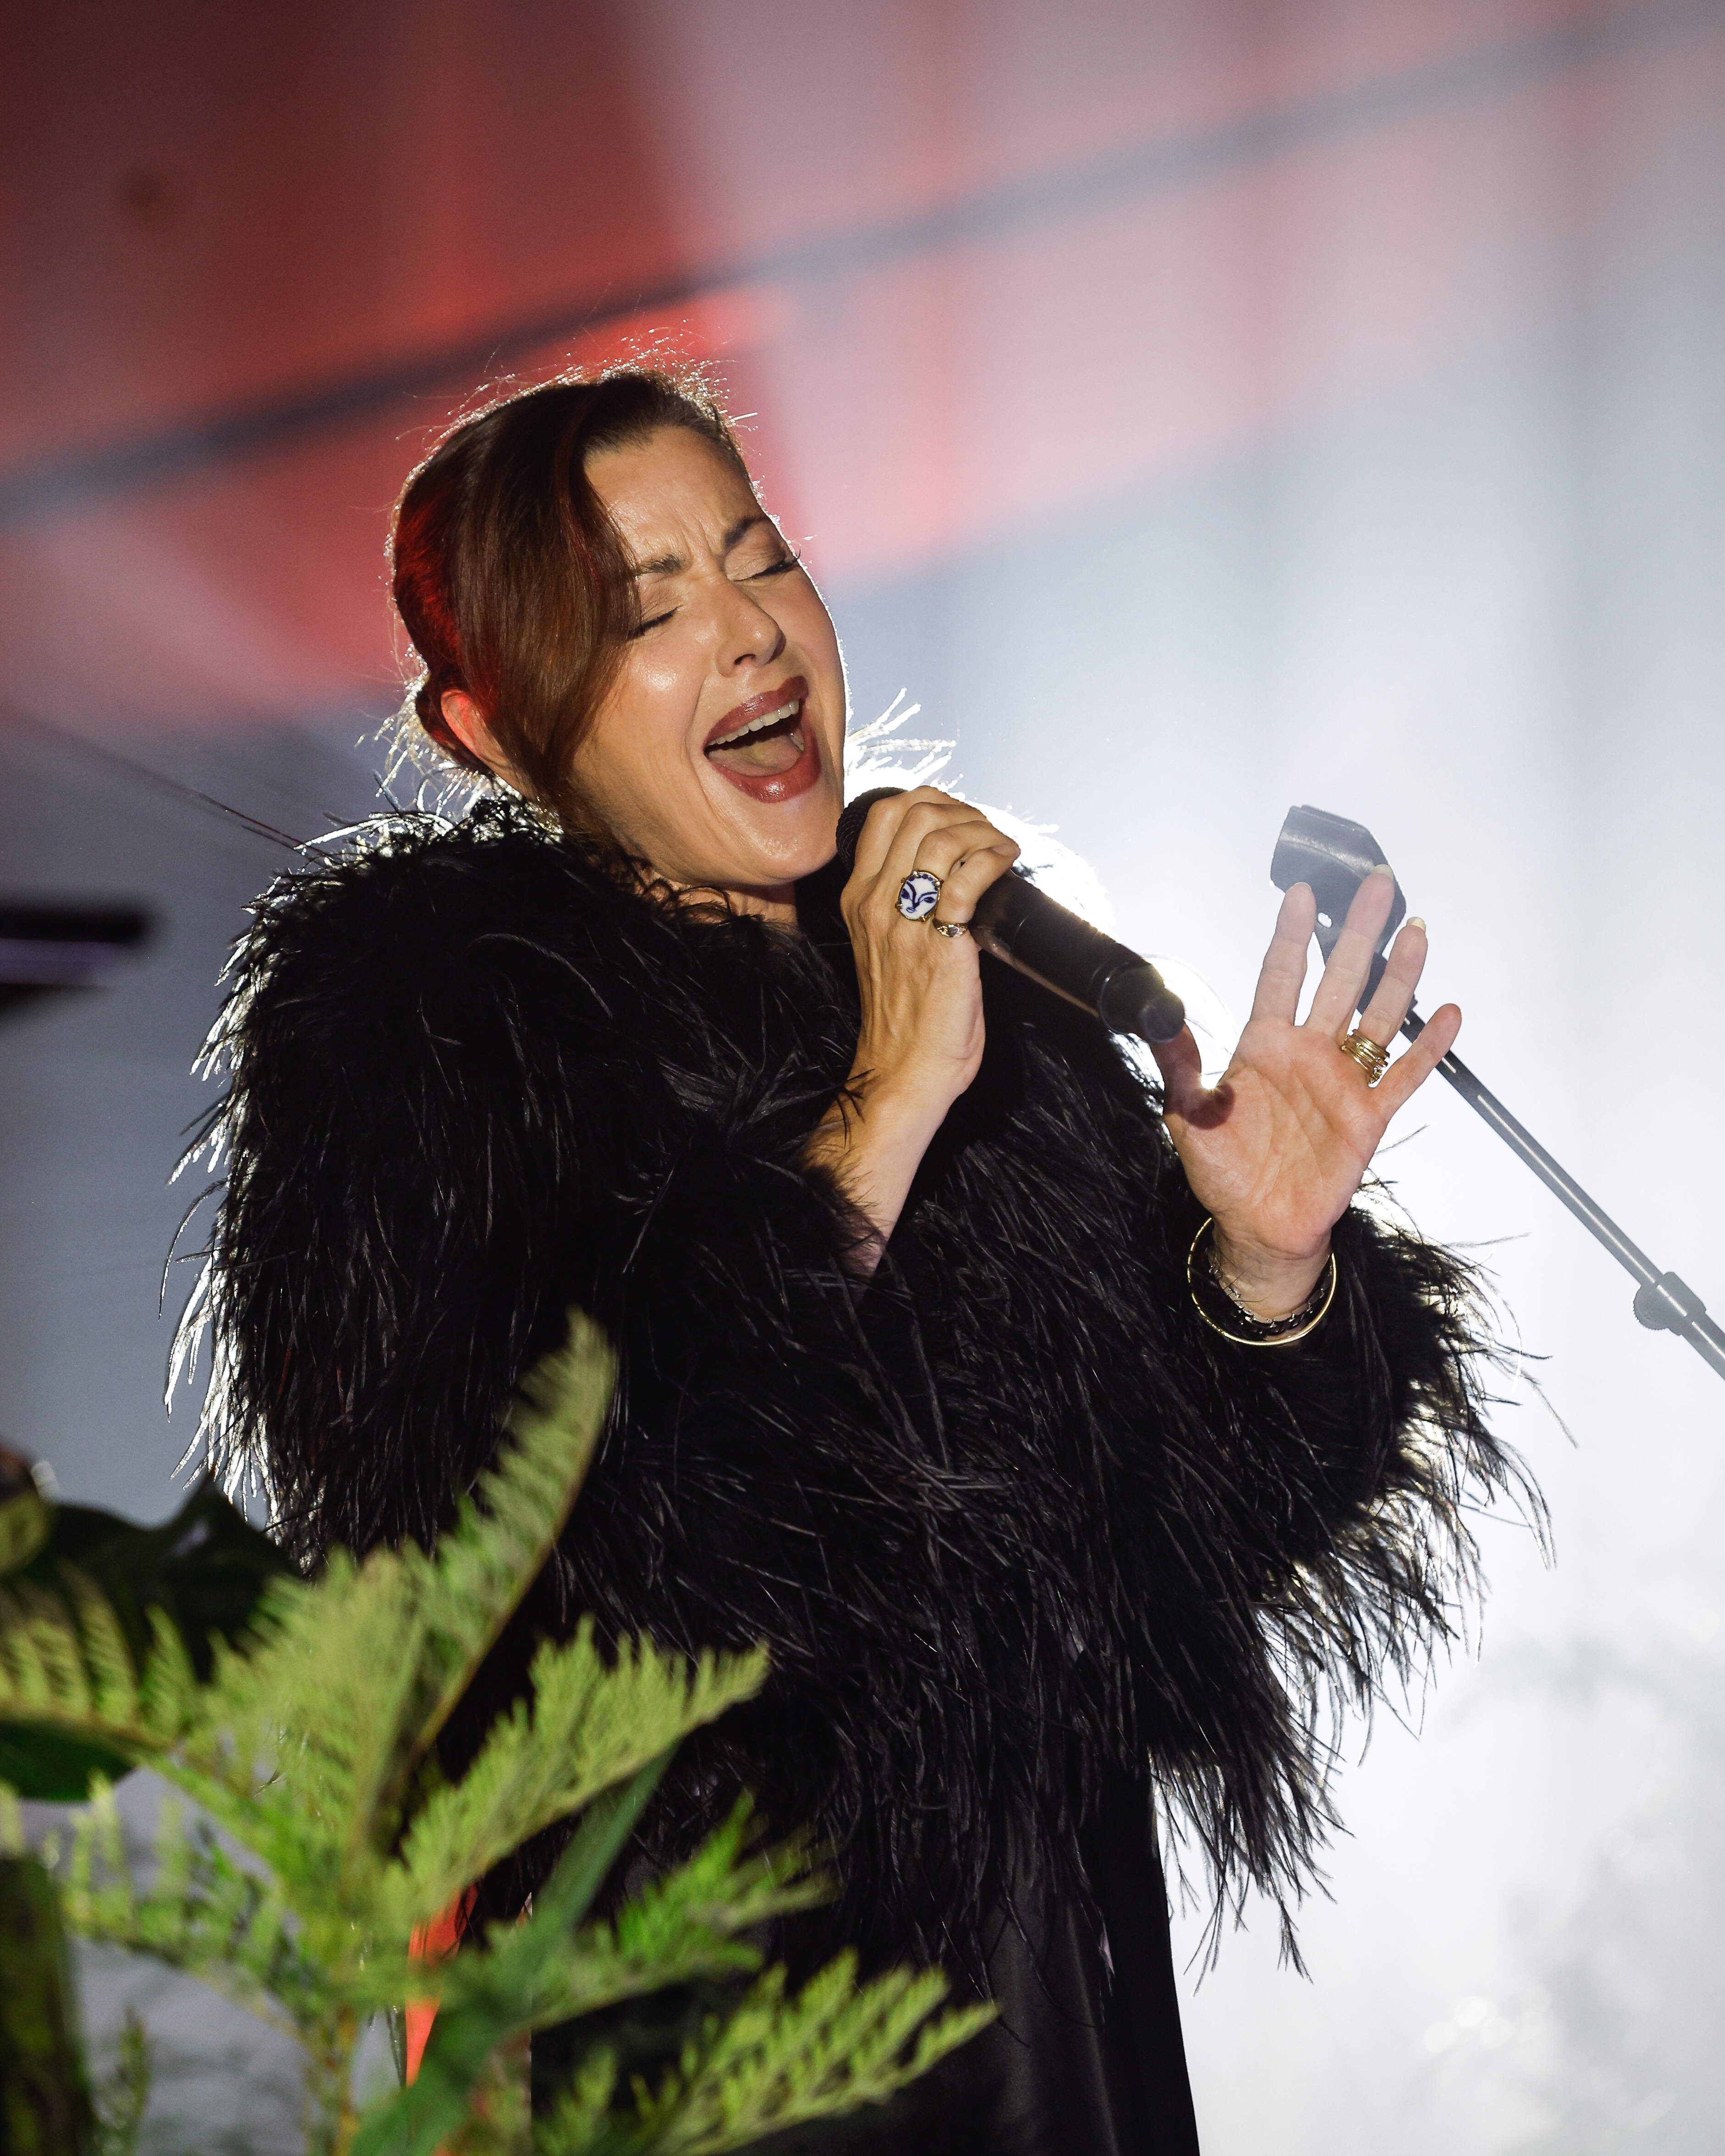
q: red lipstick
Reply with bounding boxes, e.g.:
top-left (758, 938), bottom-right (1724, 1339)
top-left (702, 674), bottom-right (822, 803)
top-left (702, 675), bottom-right (810, 751)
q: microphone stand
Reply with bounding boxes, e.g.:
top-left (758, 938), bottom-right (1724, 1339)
top-left (1274, 806), bottom-right (1725, 1387)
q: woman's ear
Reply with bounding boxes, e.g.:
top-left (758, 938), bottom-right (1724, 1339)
top-left (441, 689), bottom-right (512, 780)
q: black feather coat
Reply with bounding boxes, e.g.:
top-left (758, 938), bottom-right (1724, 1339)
top-left (183, 800), bottom-right (1514, 2153)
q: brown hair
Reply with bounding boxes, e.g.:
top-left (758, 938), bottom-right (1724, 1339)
top-left (390, 365), bottom-right (752, 823)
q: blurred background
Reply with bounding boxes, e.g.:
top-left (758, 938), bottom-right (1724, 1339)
top-left (4, 0), bottom-right (1724, 2147)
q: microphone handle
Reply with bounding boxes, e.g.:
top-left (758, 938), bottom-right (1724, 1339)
top-left (970, 874), bottom-right (1187, 1045)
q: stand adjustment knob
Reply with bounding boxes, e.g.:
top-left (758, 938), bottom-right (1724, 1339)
top-left (1633, 1271), bottom-right (1708, 1333)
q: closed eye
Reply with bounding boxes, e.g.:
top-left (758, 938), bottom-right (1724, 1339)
top-left (629, 551), bottom-right (801, 636)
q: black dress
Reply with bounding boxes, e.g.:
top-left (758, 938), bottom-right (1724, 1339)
top-left (184, 802), bottom-right (1514, 2154)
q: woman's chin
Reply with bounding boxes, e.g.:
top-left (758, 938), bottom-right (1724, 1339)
top-left (729, 805), bottom-right (844, 891)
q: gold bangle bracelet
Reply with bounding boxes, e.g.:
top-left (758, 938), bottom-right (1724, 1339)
top-left (1185, 1217), bottom-right (1338, 1348)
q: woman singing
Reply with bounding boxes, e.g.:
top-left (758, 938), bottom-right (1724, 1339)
top-left (187, 366), bottom-right (1512, 2154)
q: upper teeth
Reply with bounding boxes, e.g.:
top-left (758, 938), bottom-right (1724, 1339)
top-left (709, 698), bottom-right (801, 749)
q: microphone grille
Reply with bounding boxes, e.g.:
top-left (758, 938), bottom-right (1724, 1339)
top-left (833, 786), bottom-right (904, 871)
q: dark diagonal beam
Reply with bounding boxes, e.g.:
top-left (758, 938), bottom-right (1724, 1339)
top-left (1, 0), bottom-right (1713, 527)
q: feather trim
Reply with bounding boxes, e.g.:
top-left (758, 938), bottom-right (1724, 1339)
top-left (177, 800), bottom-right (1529, 1972)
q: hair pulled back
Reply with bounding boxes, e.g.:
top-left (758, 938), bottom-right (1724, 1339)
top-left (390, 365), bottom-right (750, 823)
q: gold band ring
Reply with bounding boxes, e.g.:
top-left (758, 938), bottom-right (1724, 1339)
top-left (930, 917), bottom-right (969, 940)
top-left (1338, 1031), bottom-right (1391, 1084)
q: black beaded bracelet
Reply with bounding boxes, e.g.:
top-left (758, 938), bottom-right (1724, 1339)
top-left (1185, 1217), bottom-right (1338, 1347)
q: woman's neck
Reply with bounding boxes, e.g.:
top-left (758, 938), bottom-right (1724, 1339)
top-left (719, 882), bottom-right (800, 926)
top-left (640, 865), bottom-right (801, 927)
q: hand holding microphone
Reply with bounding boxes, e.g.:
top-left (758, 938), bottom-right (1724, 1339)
top-left (804, 790), bottom-right (1019, 1260)
top-left (834, 786), bottom-right (1187, 1044)
top-left (811, 783), bottom-right (1186, 1269)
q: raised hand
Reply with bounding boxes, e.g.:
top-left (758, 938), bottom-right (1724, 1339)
top-left (1151, 870), bottom-right (1462, 1318)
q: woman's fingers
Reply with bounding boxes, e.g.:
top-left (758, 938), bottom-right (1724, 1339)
top-left (1303, 870), bottom-right (1397, 1036)
top-left (1145, 1024), bottom-right (1207, 1117)
top-left (911, 816), bottom-right (1019, 885)
top-left (1249, 884), bottom-right (1317, 1025)
top-left (851, 791), bottom-right (1019, 918)
top-left (848, 787), bottom-right (960, 882)
top-left (926, 836), bottom-right (1020, 924)
top-left (1374, 1001), bottom-right (1462, 1116)
top-left (1354, 915), bottom-right (1428, 1046)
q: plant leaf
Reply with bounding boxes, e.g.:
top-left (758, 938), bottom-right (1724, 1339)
top-left (0, 1477), bottom-right (51, 1576)
top-left (0, 1724), bottom-right (135, 1803)
top-left (0, 1481), bottom-right (288, 1798)
top-left (532, 1749), bottom-right (676, 1933)
top-left (0, 1850), bottom-right (99, 2150)
top-left (387, 1628), bottom-right (766, 1930)
top-left (393, 1312), bottom-right (619, 1792)
top-left (532, 1954), bottom-right (994, 2156)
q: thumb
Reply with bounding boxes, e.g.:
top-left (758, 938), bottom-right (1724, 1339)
top-left (1147, 1025), bottom-right (1206, 1117)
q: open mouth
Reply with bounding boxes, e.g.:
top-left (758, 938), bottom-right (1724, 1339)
top-left (705, 690), bottom-right (805, 774)
top-left (702, 675), bottom-right (821, 802)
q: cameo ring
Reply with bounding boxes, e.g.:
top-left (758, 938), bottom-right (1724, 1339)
top-left (896, 869), bottom-right (943, 922)
top-left (1338, 1031), bottom-right (1391, 1084)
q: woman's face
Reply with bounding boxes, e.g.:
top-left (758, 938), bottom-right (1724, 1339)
top-left (571, 427), bottom-right (846, 913)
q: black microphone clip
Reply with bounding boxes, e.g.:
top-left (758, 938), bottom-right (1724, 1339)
top-left (1269, 804), bottom-right (1406, 970)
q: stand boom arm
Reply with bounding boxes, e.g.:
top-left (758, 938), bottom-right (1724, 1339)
top-left (1399, 1005), bottom-right (1725, 1382)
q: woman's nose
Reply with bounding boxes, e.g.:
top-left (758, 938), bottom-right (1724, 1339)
top-left (713, 582), bottom-right (785, 671)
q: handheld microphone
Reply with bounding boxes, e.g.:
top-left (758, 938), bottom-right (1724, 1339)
top-left (834, 788), bottom-right (1186, 1045)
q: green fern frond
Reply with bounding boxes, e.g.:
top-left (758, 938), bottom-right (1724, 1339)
top-left (56, 1782), bottom-right (317, 2042)
top-left (137, 1603), bottom-right (203, 1741)
top-left (0, 1578), bottom-right (92, 1719)
top-left (526, 1955), bottom-right (993, 2156)
top-left (11, 1319), bottom-right (616, 1951)
top-left (612, 1956), bottom-right (993, 2155)
top-left (155, 1310), bottom-right (618, 1923)
top-left (529, 2051), bottom-right (618, 2156)
top-left (10, 1313), bottom-right (991, 2152)
top-left (0, 1777), bottom-right (22, 1854)
top-left (65, 1778), bottom-right (134, 1935)
top-left (61, 1567), bottom-right (141, 1727)
top-left (143, 1785), bottom-right (191, 1918)
top-left (408, 1802), bottom-right (825, 2044)
top-left (388, 1625), bottom-right (767, 1931)
top-left (393, 1313), bottom-right (618, 1790)
top-left (0, 1576), bottom-right (181, 1764)
top-left (468, 1910), bottom-right (762, 2040)
top-left (142, 1544), bottom-right (452, 1939)
top-left (606, 1803), bottom-right (828, 1969)
top-left (92, 2005), bottom-right (152, 2156)
top-left (166, 1546), bottom-right (432, 1879)
top-left (0, 1480), bottom-right (51, 1575)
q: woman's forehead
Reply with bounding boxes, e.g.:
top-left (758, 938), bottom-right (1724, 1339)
top-left (589, 428), bottom-right (763, 567)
